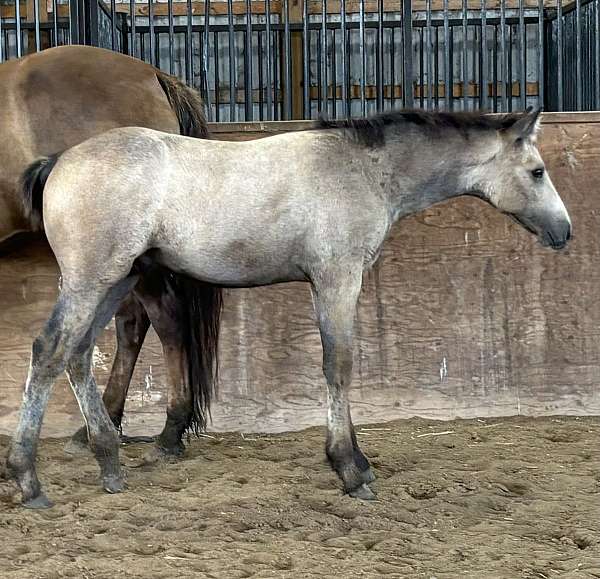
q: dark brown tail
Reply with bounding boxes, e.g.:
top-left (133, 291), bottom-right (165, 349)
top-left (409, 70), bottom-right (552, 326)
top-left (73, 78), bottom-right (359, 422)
top-left (21, 154), bottom-right (61, 232)
top-left (156, 71), bottom-right (209, 139)
top-left (166, 272), bottom-right (222, 432)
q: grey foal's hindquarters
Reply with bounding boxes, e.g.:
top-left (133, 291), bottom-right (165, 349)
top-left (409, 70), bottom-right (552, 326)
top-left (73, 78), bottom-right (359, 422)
top-left (7, 107), bottom-right (571, 508)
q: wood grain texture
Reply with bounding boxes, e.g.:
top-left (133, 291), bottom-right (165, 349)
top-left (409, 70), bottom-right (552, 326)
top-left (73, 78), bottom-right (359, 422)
top-left (1, 118), bottom-right (599, 437)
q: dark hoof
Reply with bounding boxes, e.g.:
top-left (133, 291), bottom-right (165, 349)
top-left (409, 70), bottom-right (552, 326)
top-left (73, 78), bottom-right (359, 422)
top-left (102, 475), bottom-right (126, 494)
top-left (120, 434), bottom-right (156, 445)
top-left (64, 438), bottom-right (91, 456)
top-left (142, 444), bottom-right (184, 465)
top-left (361, 467), bottom-right (376, 484)
top-left (348, 483), bottom-right (377, 501)
top-left (23, 493), bottom-right (54, 509)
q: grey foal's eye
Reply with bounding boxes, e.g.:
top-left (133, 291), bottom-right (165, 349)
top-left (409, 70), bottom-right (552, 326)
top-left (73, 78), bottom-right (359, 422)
top-left (531, 167), bottom-right (545, 180)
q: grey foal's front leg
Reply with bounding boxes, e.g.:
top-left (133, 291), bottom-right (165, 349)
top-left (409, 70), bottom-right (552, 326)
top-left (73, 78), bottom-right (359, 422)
top-left (312, 269), bottom-right (375, 500)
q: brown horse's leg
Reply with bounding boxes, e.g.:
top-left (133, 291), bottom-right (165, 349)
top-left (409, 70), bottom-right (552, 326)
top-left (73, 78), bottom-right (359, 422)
top-left (132, 273), bottom-right (192, 459)
top-left (68, 293), bottom-right (150, 451)
top-left (311, 268), bottom-right (376, 500)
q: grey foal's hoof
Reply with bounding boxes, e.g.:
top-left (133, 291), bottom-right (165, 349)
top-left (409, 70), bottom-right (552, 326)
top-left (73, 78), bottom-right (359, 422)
top-left (348, 483), bottom-right (377, 501)
top-left (23, 493), bottom-right (54, 509)
top-left (361, 467), bottom-right (376, 484)
top-left (102, 475), bottom-right (126, 494)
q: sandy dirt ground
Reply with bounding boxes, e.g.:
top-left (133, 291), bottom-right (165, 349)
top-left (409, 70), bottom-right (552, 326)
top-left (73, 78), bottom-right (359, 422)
top-left (0, 416), bottom-right (599, 578)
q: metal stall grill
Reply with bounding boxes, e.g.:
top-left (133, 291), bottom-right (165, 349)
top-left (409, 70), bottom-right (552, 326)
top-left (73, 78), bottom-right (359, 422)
top-left (0, 0), bottom-right (599, 119)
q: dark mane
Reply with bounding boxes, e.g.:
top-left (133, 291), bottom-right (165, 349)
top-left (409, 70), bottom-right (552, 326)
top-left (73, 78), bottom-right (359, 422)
top-left (318, 109), bottom-right (524, 147)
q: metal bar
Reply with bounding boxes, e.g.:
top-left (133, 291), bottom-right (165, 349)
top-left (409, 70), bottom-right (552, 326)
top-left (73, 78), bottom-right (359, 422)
top-left (492, 24), bottom-right (498, 111)
top-left (576, 0), bottom-right (582, 109)
top-left (419, 28), bottom-right (424, 107)
top-left (332, 28), bottom-right (337, 117)
top-left (538, 0), bottom-right (544, 108)
top-left (245, 0), bottom-right (253, 120)
top-left (473, 19), bottom-right (478, 106)
top-left (214, 30), bottom-right (220, 121)
top-left (284, 0), bottom-right (292, 119)
top-left (168, 0), bottom-right (175, 74)
top-left (481, 0), bottom-right (488, 109)
top-left (519, 0), bottom-right (526, 109)
top-left (303, 0), bottom-right (310, 118)
top-left (340, 0), bottom-right (349, 117)
top-left (592, 0), bottom-right (600, 110)
top-left (322, 0), bottom-right (329, 115)
top-left (149, 0), bottom-right (155, 66)
top-left (69, 0), bottom-right (81, 45)
top-left (403, 0), bottom-right (414, 108)
top-left (52, 0), bottom-right (58, 47)
top-left (15, 0), bottom-right (22, 57)
top-left (88, 0), bottom-right (99, 46)
top-left (155, 30), bottom-right (160, 70)
top-left (435, 24), bottom-right (439, 106)
top-left (265, 0), bottom-right (273, 119)
top-left (450, 25), bottom-right (454, 108)
top-left (317, 26), bottom-right (322, 109)
top-left (391, 27), bottom-right (396, 108)
top-left (110, 0), bottom-right (117, 50)
top-left (204, 0), bottom-right (212, 120)
top-left (273, 27), bottom-right (279, 119)
top-left (500, 0), bottom-right (507, 111)
top-left (443, 0), bottom-right (450, 109)
top-left (558, 0), bottom-right (563, 110)
top-left (34, 0), bottom-right (41, 51)
top-left (377, 0), bottom-right (384, 112)
top-left (426, 0), bottom-right (433, 109)
top-left (462, 0), bottom-right (468, 110)
top-left (359, 0), bottom-right (366, 115)
top-left (186, 0), bottom-right (194, 86)
top-left (258, 29), bottom-right (264, 120)
top-left (507, 22), bottom-right (512, 111)
top-left (129, 0), bottom-right (136, 56)
top-left (227, 0), bottom-right (236, 120)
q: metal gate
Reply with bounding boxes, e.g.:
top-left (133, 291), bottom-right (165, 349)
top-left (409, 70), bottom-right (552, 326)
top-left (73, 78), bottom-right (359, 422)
top-left (0, 0), bottom-right (598, 120)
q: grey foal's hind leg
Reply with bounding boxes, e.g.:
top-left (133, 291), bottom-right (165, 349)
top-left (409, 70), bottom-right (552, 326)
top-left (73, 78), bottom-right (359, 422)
top-left (65, 277), bottom-right (141, 493)
top-left (311, 267), bottom-right (375, 500)
top-left (7, 287), bottom-right (116, 508)
top-left (68, 293), bottom-right (151, 452)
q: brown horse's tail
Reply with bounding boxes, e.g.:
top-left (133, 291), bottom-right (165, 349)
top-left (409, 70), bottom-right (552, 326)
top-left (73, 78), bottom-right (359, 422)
top-left (164, 271), bottom-right (223, 433)
top-left (20, 154), bottom-right (61, 232)
top-left (156, 71), bottom-right (209, 139)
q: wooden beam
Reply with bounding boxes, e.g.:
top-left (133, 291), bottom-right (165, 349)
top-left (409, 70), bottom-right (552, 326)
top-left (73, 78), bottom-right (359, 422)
top-left (1, 3), bottom-right (69, 18)
top-left (307, 80), bottom-right (540, 100)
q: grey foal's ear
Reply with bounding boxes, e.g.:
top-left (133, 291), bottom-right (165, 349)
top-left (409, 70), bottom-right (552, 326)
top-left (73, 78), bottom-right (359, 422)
top-left (505, 106), bottom-right (543, 143)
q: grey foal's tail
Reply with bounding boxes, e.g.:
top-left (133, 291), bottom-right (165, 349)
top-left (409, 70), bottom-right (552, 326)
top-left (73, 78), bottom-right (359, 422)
top-left (21, 154), bottom-right (61, 232)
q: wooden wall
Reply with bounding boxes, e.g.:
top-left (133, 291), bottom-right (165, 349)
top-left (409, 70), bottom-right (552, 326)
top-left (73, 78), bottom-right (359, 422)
top-left (1, 113), bottom-right (600, 438)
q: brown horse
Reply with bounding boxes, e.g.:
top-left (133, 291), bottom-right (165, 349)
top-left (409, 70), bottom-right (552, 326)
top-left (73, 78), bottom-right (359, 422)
top-left (0, 45), bottom-right (221, 459)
